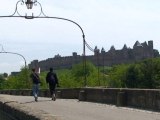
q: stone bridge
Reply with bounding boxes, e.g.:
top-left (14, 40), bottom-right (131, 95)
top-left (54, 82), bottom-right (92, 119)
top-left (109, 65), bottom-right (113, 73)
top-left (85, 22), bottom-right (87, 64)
top-left (0, 88), bottom-right (160, 120)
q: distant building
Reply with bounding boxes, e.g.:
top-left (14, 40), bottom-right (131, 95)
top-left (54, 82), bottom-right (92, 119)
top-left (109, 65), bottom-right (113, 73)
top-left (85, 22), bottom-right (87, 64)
top-left (28, 40), bottom-right (159, 72)
top-left (11, 72), bottom-right (20, 76)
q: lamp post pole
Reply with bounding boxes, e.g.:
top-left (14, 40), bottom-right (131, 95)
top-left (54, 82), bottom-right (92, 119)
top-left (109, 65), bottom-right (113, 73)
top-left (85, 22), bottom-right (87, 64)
top-left (101, 48), bottom-right (105, 86)
top-left (36, 16), bottom-right (87, 86)
top-left (96, 51), bottom-right (100, 86)
top-left (0, 0), bottom-right (87, 86)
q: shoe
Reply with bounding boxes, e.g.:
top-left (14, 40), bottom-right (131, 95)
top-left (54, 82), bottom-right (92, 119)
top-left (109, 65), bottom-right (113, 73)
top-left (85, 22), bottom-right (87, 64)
top-left (52, 94), bottom-right (56, 101)
top-left (34, 94), bottom-right (38, 102)
top-left (53, 96), bottom-right (56, 101)
top-left (35, 96), bottom-right (38, 102)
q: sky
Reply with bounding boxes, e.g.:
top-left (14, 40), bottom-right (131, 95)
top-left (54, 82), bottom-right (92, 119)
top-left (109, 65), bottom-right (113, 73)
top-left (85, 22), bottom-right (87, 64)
top-left (0, 0), bottom-right (160, 74)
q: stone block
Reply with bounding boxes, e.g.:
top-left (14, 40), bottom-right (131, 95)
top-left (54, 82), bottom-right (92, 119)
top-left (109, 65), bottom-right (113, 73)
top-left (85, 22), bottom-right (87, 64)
top-left (78, 90), bottom-right (86, 101)
top-left (117, 92), bottom-right (127, 107)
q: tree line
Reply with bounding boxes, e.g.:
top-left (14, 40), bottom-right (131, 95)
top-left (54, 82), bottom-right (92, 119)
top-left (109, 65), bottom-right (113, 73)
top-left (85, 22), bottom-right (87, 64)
top-left (0, 58), bottom-right (160, 89)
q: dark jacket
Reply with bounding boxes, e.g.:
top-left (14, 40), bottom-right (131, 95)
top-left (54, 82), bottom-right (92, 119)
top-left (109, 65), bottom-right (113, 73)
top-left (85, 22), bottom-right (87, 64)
top-left (46, 72), bottom-right (59, 85)
top-left (30, 73), bottom-right (40, 84)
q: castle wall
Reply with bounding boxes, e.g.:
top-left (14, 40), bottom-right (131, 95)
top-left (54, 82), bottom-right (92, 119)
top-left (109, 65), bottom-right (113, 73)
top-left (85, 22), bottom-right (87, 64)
top-left (28, 40), bottom-right (158, 71)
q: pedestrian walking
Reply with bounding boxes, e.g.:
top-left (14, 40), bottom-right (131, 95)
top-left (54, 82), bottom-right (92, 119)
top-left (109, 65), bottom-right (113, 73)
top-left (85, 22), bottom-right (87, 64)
top-left (30, 68), bottom-right (40, 102)
top-left (46, 68), bottom-right (59, 101)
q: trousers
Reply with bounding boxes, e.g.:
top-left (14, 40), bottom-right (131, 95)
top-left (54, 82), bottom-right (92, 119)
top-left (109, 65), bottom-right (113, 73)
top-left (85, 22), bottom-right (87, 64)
top-left (32, 84), bottom-right (39, 97)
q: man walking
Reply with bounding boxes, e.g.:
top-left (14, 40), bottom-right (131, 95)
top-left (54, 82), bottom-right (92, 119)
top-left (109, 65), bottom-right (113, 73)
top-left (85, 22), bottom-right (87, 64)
top-left (46, 68), bottom-right (59, 101)
top-left (30, 68), bottom-right (40, 102)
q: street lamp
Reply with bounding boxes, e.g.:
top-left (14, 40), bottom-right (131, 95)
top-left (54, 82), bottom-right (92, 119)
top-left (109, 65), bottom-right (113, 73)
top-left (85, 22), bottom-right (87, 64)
top-left (0, 0), bottom-right (89, 86)
top-left (25, 0), bottom-right (34, 9)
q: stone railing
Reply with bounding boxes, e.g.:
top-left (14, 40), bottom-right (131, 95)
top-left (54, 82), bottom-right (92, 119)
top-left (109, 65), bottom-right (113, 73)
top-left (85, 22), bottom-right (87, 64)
top-left (79, 88), bottom-right (160, 111)
top-left (0, 88), bottom-right (160, 111)
top-left (0, 95), bottom-right (59, 120)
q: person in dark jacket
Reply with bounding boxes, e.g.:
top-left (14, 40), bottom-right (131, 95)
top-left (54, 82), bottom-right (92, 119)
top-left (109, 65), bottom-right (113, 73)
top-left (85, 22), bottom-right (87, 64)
top-left (30, 68), bottom-right (40, 102)
top-left (46, 68), bottom-right (59, 101)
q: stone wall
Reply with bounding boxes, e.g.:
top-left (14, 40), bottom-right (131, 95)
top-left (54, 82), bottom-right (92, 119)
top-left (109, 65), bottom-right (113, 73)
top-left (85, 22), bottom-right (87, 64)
top-left (28, 40), bottom-right (159, 71)
top-left (124, 89), bottom-right (160, 110)
top-left (79, 88), bottom-right (160, 111)
top-left (0, 88), bottom-right (160, 111)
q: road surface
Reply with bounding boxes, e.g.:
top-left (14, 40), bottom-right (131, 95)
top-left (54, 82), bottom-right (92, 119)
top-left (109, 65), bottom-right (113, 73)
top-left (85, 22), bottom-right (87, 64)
top-left (1, 95), bottom-right (160, 120)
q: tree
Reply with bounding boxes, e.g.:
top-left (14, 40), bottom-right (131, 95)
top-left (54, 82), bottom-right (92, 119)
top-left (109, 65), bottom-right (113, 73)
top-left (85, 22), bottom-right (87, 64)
top-left (0, 74), bottom-right (5, 89)
top-left (71, 61), bottom-right (97, 87)
top-left (107, 58), bottom-right (160, 89)
top-left (3, 73), bottom-right (8, 78)
top-left (3, 67), bottom-right (30, 89)
top-left (108, 64), bottom-right (128, 88)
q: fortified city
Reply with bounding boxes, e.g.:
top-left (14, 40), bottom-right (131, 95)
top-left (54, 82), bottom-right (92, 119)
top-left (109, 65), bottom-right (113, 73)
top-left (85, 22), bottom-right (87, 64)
top-left (28, 40), bottom-right (159, 71)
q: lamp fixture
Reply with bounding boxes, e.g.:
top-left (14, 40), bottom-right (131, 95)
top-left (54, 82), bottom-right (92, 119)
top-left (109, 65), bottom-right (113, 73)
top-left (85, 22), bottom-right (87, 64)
top-left (25, 0), bottom-right (35, 9)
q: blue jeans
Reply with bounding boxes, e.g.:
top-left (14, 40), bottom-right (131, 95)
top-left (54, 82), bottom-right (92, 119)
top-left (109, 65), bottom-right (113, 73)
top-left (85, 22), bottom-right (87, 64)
top-left (32, 84), bottom-right (39, 98)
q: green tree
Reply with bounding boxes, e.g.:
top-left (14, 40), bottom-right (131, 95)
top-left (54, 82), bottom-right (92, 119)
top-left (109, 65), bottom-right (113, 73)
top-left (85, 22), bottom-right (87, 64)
top-left (3, 67), bottom-right (30, 89)
top-left (3, 73), bottom-right (8, 78)
top-left (0, 74), bottom-right (5, 89)
top-left (107, 58), bottom-right (160, 89)
top-left (139, 58), bottom-right (160, 88)
top-left (108, 64), bottom-right (128, 88)
top-left (71, 61), bottom-right (98, 87)
top-left (125, 64), bottom-right (144, 88)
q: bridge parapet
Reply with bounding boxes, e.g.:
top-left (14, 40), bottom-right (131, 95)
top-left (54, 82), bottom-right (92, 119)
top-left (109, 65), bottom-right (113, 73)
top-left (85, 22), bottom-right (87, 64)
top-left (0, 88), bottom-right (160, 111)
top-left (0, 95), bottom-right (60, 120)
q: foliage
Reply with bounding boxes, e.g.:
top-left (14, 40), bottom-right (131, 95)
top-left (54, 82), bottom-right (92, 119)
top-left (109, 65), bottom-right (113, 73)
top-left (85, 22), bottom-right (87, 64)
top-left (2, 58), bottom-right (160, 89)
top-left (3, 73), bottom-right (8, 78)
top-left (0, 74), bottom-right (5, 89)
top-left (2, 67), bottom-right (31, 89)
top-left (108, 58), bottom-right (160, 88)
top-left (108, 64), bottom-right (128, 88)
top-left (1, 61), bottom-right (108, 89)
top-left (71, 61), bottom-right (97, 87)
top-left (38, 71), bottom-right (48, 89)
top-left (70, 61), bottom-right (109, 87)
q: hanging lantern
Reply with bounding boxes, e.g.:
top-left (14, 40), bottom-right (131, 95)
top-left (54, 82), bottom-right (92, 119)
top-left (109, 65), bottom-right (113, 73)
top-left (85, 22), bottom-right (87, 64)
top-left (25, 0), bottom-right (34, 9)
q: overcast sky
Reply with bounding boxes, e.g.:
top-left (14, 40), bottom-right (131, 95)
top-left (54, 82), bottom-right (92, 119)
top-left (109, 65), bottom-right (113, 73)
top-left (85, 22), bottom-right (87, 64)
top-left (0, 0), bottom-right (160, 74)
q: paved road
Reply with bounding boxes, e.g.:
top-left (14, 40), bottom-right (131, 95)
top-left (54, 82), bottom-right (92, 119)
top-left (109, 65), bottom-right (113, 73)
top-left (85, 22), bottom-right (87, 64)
top-left (1, 95), bottom-right (160, 120)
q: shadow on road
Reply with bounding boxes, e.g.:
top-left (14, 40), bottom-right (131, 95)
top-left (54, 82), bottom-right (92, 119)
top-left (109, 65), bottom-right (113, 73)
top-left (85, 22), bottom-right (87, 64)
top-left (20, 99), bottom-right (52, 104)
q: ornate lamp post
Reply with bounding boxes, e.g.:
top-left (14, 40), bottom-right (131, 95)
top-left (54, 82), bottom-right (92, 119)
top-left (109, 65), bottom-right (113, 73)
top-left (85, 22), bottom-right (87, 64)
top-left (0, 0), bottom-right (89, 86)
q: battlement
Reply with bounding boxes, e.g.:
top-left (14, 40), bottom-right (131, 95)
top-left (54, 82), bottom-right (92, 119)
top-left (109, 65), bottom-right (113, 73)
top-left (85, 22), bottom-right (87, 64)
top-left (28, 40), bottom-right (159, 71)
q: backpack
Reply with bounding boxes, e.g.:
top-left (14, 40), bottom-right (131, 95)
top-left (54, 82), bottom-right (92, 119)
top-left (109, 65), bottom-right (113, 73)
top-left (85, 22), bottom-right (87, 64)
top-left (47, 72), bottom-right (56, 84)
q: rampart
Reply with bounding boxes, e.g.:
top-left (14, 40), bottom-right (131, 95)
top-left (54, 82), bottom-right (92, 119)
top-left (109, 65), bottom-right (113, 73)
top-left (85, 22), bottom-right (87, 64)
top-left (0, 88), bottom-right (160, 112)
top-left (28, 40), bottom-right (159, 71)
top-left (0, 95), bottom-right (59, 120)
